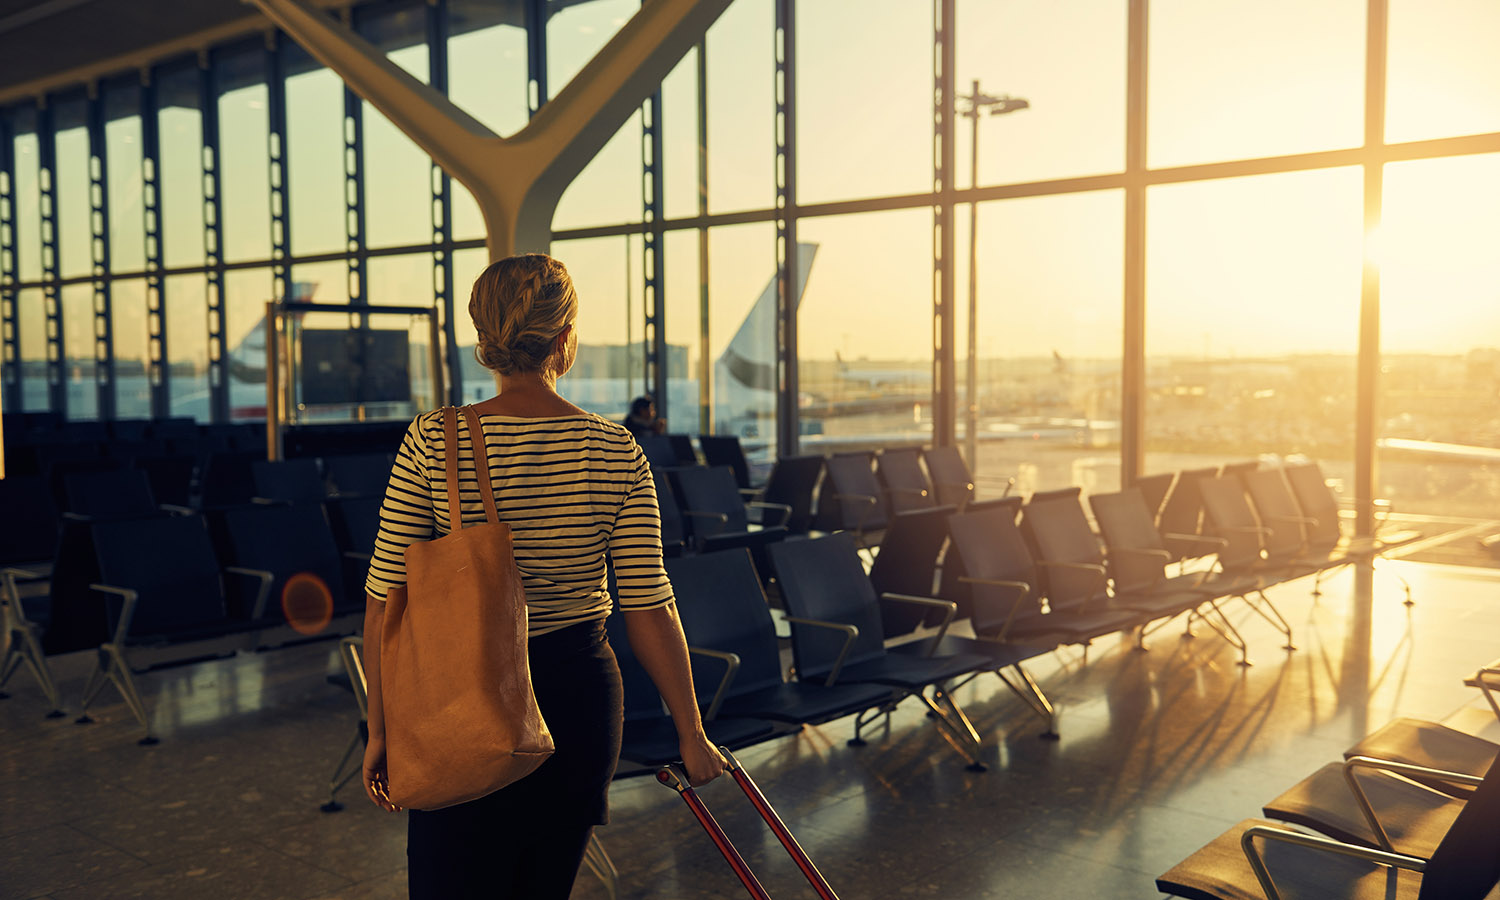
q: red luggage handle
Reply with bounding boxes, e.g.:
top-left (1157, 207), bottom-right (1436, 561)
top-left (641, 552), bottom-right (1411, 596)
top-left (657, 764), bottom-right (771, 900)
top-left (657, 747), bottom-right (841, 900)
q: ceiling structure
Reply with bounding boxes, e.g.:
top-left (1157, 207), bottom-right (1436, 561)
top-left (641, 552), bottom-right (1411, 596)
top-left (0, 0), bottom-right (338, 104)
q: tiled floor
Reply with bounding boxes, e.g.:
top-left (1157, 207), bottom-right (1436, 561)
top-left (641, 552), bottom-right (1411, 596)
top-left (4, 555), bottom-right (1498, 900)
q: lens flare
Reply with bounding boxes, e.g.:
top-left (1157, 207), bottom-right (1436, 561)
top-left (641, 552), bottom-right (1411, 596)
top-left (281, 572), bottom-right (334, 636)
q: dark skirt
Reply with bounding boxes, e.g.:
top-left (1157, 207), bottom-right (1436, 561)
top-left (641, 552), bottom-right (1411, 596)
top-left (406, 617), bottom-right (624, 899)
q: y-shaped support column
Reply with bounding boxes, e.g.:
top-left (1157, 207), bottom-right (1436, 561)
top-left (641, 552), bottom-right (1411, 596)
top-left (249, 0), bottom-right (730, 259)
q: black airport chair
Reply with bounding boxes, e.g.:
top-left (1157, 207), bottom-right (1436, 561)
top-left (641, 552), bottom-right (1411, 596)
top-left (667, 549), bottom-right (895, 735)
top-left (869, 505), bottom-right (955, 638)
top-left (252, 458), bottom-right (328, 504)
top-left (769, 533), bottom-right (996, 768)
top-left (605, 605), bottom-right (784, 773)
top-left (81, 513), bottom-right (268, 742)
top-left (698, 434), bottom-right (757, 490)
top-left (758, 454), bottom-right (824, 535)
top-left (821, 451), bottom-right (890, 553)
top-left (875, 447), bottom-right (936, 514)
top-left (322, 452), bottom-right (394, 498)
top-left (1155, 756), bottom-right (1500, 900)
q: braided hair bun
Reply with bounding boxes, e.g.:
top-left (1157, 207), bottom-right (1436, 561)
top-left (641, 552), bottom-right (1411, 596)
top-left (469, 254), bottom-right (579, 376)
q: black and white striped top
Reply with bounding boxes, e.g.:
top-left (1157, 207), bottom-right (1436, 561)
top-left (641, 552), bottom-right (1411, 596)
top-left (365, 410), bottom-right (674, 635)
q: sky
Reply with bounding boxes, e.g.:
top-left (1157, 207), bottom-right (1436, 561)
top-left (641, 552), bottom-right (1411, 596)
top-left (9, 0), bottom-right (1500, 375)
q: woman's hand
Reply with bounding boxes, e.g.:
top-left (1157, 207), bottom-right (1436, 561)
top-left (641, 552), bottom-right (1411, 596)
top-left (363, 735), bottom-right (401, 812)
top-left (679, 729), bottom-right (729, 787)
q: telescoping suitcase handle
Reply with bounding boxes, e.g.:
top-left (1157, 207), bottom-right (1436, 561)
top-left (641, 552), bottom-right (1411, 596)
top-left (657, 746), bottom-right (841, 900)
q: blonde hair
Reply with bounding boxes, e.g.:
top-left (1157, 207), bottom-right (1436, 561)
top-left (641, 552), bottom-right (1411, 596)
top-left (469, 254), bottom-right (579, 376)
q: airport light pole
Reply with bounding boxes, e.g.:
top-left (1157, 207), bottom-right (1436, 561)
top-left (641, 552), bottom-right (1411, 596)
top-left (959, 81), bottom-right (1029, 472)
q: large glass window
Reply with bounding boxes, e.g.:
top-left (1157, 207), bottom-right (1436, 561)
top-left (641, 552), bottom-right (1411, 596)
top-left (11, 109), bottom-right (41, 283)
top-left (553, 112), bottom-right (643, 231)
top-left (217, 47), bottom-right (272, 263)
top-left (552, 234), bottom-right (636, 420)
top-left (224, 267), bottom-right (273, 420)
top-left (705, 222), bottom-right (776, 457)
top-left (285, 49), bottom-right (347, 258)
top-left (111, 278), bottom-right (151, 418)
top-left (797, 0), bottom-right (932, 205)
top-left (1378, 153), bottom-right (1500, 518)
top-left (165, 274), bottom-right (209, 420)
top-left (1148, 0), bottom-right (1364, 169)
top-left (797, 209), bottom-right (932, 451)
top-left (1144, 168), bottom-right (1364, 479)
top-left (706, 0), bottom-right (774, 215)
top-left (52, 97), bottom-right (92, 279)
top-left (547, 0), bottom-right (637, 94)
top-left (61, 283), bottom-right (96, 418)
top-left (449, 1), bottom-right (529, 137)
top-left (663, 229), bottom-right (702, 432)
top-left (452, 246), bottom-right (490, 404)
top-left (661, 48), bottom-right (699, 221)
top-left (359, 6), bottom-right (432, 250)
top-left (962, 190), bottom-right (1124, 496)
top-left (366, 253), bottom-right (434, 307)
top-left (17, 288), bottom-right (47, 411)
top-left (449, 2), bottom-right (530, 241)
top-left (289, 260), bottom-right (351, 306)
top-left (957, 0), bottom-right (1126, 187)
top-left (156, 63), bottom-right (205, 269)
top-left (104, 84), bottom-right (146, 274)
top-left (1387, 0), bottom-right (1500, 144)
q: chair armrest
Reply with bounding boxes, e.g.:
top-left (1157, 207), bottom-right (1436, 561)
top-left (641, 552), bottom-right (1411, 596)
top-left (737, 487), bottom-right (765, 501)
top-left (342, 551), bottom-right (372, 563)
top-left (687, 646), bottom-right (741, 721)
top-left (1265, 514), bottom-right (1316, 526)
top-left (224, 566), bottom-right (276, 620)
top-left (1163, 533), bottom-right (1230, 549)
top-left (1034, 560), bottom-right (1109, 600)
top-left (158, 504), bottom-right (196, 515)
top-left (681, 509), bottom-right (730, 524)
top-left (1034, 560), bottom-right (1107, 575)
top-left (338, 635), bottom-right (369, 720)
top-left (1111, 548), bottom-right (1172, 562)
top-left (879, 593), bottom-right (957, 651)
top-left (886, 487), bottom-right (930, 497)
top-left (89, 582), bottom-right (140, 645)
top-left (61, 511), bottom-right (92, 522)
top-left (2, 564), bottom-right (51, 583)
top-left (1469, 664), bottom-right (1500, 721)
top-left (746, 501), bottom-right (793, 528)
top-left (958, 576), bottom-right (1032, 593)
top-left (249, 496), bottom-right (279, 505)
top-left (1340, 755), bottom-right (1484, 852)
top-left (958, 576), bottom-right (1032, 642)
top-left (782, 616), bottom-right (859, 687)
top-left (1240, 825), bottom-right (1426, 900)
top-left (832, 492), bottom-right (880, 532)
top-left (933, 478), bottom-right (974, 494)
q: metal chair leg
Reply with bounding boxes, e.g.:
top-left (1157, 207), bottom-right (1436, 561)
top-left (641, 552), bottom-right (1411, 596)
top-left (74, 651), bottom-right (112, 723)
top-left (996, 664), bottom-right (1058, 739)
top-left (583, 832), bottom-right (619, 900)
top-left (321, 728), bottom-right (364, 812)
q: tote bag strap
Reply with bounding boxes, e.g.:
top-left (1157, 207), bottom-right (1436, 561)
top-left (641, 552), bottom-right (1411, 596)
top-left (441, 406), bottom-right (463, 533)
top-left (457, 405), bottom-right (501, 525)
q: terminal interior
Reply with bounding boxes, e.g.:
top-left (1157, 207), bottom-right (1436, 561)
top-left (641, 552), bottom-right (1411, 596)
top-left (3, 1), bottom-right (1500, 898)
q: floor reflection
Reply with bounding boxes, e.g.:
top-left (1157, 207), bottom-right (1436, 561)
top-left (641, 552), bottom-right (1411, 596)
top-left (2, 558), bottom-right (1497, 899)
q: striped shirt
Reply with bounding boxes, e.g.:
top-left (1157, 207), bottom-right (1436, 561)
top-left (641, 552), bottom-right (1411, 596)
top-left (365, 410), bottom-right (674, 635)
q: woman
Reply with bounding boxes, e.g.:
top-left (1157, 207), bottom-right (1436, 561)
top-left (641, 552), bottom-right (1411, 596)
top-left (361, 253), bottom-right (726, 898)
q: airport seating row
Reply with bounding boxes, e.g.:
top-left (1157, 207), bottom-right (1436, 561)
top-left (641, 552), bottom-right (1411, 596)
top-left (0, 472), bottom-right (380, 739)
top-left (1156, 664), bottom-right (1500, 899)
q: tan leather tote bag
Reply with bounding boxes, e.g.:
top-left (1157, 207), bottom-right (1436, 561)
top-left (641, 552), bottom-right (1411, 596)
top-left (381, 405), bottom-right (554, 810)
